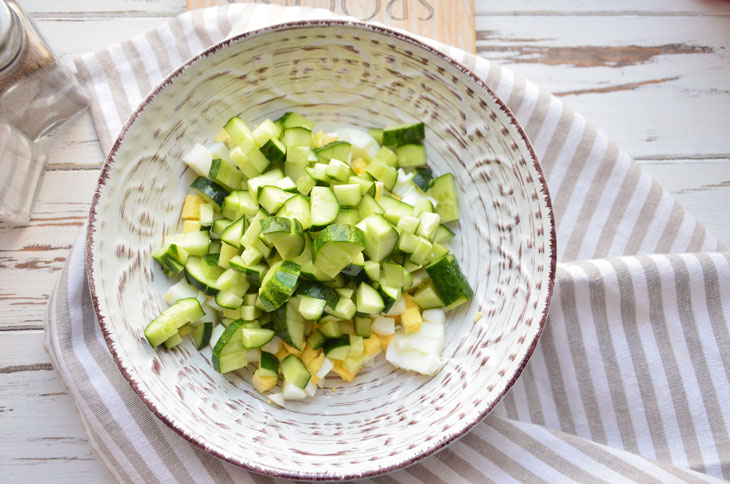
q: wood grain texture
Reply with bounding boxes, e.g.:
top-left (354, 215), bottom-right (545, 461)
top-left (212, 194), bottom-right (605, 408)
top-left (475, 15), bottom-right (730, 159)
top-left (187, 0), bottom-right (477, 52)
top-left (2, 0), bottom-right (729, 482)
top-left (0, 365), bottom-right (112, 483)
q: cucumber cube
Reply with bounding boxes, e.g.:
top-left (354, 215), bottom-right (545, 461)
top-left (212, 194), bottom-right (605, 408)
top-left (333, 184), bottom-right (363, 207)
top-left (286, 146), bottom-right (313, 164)
top-left (417, 212), bottom-right (441, 240)
top-left (375, 146), bottom-right (398, 166)
top-left (365, 158), bottom-right (398, 190)
top-left (409, 236), bottom-right (433, 265)
top-left (252, 119), bottom-right (282, 146)
top-left (397, 215), bottom-right (420, 234)
top-left (325, 158), bottom-right (353, 182)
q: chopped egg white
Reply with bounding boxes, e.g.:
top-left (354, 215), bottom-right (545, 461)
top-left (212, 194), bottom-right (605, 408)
top-left (268, 393), bottom-right (285, 407)
top-left (182, 143), bottom-right (213, 176)
top-left (316, 357), bottom-right (335, 381)
top-left (260, 336), bottom-right (282, 354)
top-left (282, 382), bottom-right (307, 400)
top-left (331, 127), bottom-right (379, 160)
top-left (385, 297), bottom-right (407, 316)
top-left (422, 309), bottom-right (446, 326)
top-left (386, 344), bottom-right (443, 376)
top-left (371, 316), bottom-right (396, 335)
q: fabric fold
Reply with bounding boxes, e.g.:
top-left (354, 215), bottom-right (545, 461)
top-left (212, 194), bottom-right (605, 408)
top-left (44, 3), bottom-right (729, 483)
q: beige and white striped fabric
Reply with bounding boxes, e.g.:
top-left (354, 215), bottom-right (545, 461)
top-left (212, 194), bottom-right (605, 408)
top-left (44, 4), bottom-right (730, 483)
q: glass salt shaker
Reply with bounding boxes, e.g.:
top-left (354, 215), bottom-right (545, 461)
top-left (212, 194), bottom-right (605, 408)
top-left (0, 0), bottom-right (88, 224)
top-left (0, 0), bottom-right (88, 140)
top-left (0, 121), bottom-right (47, 224)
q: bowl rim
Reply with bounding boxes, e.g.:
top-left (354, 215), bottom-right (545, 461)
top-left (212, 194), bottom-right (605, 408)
top-left (86, 18), bottom-right (557, 481)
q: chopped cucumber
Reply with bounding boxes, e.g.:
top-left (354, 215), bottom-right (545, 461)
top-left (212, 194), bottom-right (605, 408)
top-left (298, 295), bottom-right (326, 320)
top-left (208, 158), bottom-right (243, 191)
top-left (429, 173), bottom-right (459, 223)
top-left (191, 321), bottom-right (213, 350)
top-left (281, 354), bottom-right (311, 389)
top-left (259, 351), bottom-right (279, 378)
top-left (277, 194), bottom-right (311, 230)
top-left (272, 299), bottom-right (305, 349)
top-left (395, 143), bottom-right (426, 167)
top-left (260, 216), bottom-right (305, 260)
top-left (258, 261), bottom-right (301, 312)
top-left (323, 335), bottom-right (351, 360)
top-left (241, 327), bottom-right (275, 348)
top-left (356, 282), bottom-right (385, 315)
top-left (382, 122), bottom-right (425, 147)
top-left (412, 166), bottom-right (434, 191)
top-left (144, 298), bottom-right (205, 347)
top-left (309, 187), bottom-right (339, 230)
top-left (315, 141), bottom-right (351, 163)
top-left (147, 114), bottom-right (474, 393)
top-left (426, 254), bottom-right (473, 309)
top-left (212, 319), bottom-right (248, 373)
top-left (358, 214), bottom-right (399, 262)
top-left (312, 224), bottom-right (367, 278)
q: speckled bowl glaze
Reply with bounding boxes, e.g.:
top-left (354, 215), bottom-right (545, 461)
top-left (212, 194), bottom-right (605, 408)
top-left (87, 20), bottom-right (556, 481)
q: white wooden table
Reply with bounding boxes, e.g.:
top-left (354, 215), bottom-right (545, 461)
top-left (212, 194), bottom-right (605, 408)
top-left (1, 1), bottom-right (728, 482)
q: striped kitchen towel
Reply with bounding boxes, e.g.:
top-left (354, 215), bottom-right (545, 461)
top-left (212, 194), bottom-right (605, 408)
top-left (45, 3), bottom-right (730, 483)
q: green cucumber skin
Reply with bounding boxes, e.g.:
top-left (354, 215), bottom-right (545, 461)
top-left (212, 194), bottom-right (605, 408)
top-left (190, 177), bottom-right (229, 208)
top-left (426, 254), bottom-right (473, 308)
top-left (394, 143), bottom-right (427, 167)
top-left (258, 261), bottom-right (301, 312)
top-left (184, 257), bottom-right (221, 296)
top-left (281, 354), bottom-right (311, 388)
top-left (322, 335), bottom-right (351, 359)
top-left (312, 224), bottom-right (367, 257)
top-left (271, 301), bottom-right (305, 349)
top-left (260, 137), bottom-right (286, 163)
top-left (150, 115), bottom-right (474, 385)
top-left (382, 122), bottom-right (425, 147)
top-left (144, 298), bottom-right (205, 347)
top-left (296, 280), bottom-right (339, 309)
top-left (192, 322), bottom-right (213, 350)
top-left (259, 351), bottom-right (280, 376)
top-left (412, 166), bottom-right (434, 191)
top-left (278, 112), bottom-right (315, 130)
top-left (211, 319), bottom-right (246, 373)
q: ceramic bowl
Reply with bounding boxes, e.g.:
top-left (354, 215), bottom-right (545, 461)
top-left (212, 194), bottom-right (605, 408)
top-left (87, 20), bottom-right (556, 480)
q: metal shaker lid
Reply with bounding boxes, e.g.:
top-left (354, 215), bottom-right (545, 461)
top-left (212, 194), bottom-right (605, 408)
top-left (0, 0), bottom-right (22, 71)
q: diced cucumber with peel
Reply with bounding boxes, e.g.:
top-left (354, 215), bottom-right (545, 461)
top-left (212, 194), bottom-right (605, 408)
top-left (147, 114), bottom-right (474, 397)
top-left (281, 354), bottom-right (311, 389)
top-left (212, 319), bottom-right (248, 373)
top-left (144, 298), bottom-right (205, 347)
top-left (356, 282), bottom-right (385, 315)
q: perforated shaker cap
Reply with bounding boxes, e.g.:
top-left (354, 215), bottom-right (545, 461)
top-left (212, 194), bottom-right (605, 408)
top-left (0, 0), bottom-right (23, 71)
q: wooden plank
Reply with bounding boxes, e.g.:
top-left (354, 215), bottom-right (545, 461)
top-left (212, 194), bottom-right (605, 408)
top-left (475, 15), bottom-right (730, 159)
top-left (2, 2), bottom-right (729, 482)
top-left (30, 14), bottom-right (729, 161)
top-left (0, 362), bottom-right (112, 484)
top-left (34, 17), bottom-right (167, 60)
top-left (476, 0), bottom-right (730, 15)
top-left (24, 0), bottom-right (184, 16)
top-left (0, 330), bottom-right (51, 368)
top-left (0, 170), bottom-right (97, 330)
top-left (188, 0), bottom-right (476, 52)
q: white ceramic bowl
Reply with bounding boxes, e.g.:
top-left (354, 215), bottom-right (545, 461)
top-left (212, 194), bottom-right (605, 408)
top-left (87, 20), bottom-right (556, 480)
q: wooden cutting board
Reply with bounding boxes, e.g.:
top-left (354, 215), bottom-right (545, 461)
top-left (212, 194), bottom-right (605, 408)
top-left (187, 0), bottom-right (475, 53)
